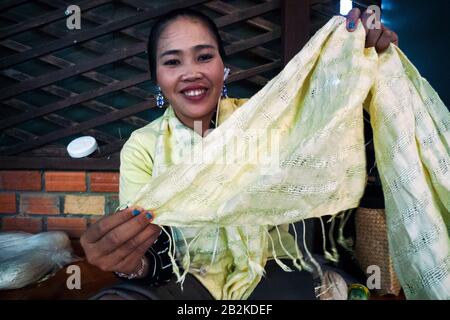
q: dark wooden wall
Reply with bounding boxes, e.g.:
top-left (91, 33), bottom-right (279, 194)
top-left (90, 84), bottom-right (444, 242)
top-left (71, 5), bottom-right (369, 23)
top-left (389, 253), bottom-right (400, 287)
top-left (0, 0), bottom-right (340, 170)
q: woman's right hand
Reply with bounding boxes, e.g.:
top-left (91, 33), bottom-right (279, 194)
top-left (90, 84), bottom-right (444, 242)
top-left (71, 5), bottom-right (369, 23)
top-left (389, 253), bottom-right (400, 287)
top-left (80, 206), bottom-right (160, 275)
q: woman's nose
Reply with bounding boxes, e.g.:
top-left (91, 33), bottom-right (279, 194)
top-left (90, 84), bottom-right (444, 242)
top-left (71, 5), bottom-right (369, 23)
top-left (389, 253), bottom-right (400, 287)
top-left (180, 68), bottom-right (202, 81)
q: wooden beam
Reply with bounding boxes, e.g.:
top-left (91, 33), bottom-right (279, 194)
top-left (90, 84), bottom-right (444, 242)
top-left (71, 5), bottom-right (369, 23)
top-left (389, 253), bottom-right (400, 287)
top-left (0, 73), bottom-right (149, 130)
top-left (1, 38), bottom-right (149, 128)
top-left (226, 64), bottom-right (269, 87)
top-left (39, 0), bottom-right (279, 76)
top-left (0, 42), bottom-right (147, 100)
top-left (0, 10), bottom-right (151, 98)
top-left (224, 28), bottom-right (281, 56)
top-left (0, 15), bottom-right (152, 128)
top-left (20, 145), bottom-right (72, 157)
top-left (219, 31), bottom-right (280, 61)
top-left (227, 60), bottom-right (282, 83)
top-left (0, 0), bottom-right (209, 68)
top-left (214, 0), bottom-right (281, 28)
top-left (3, 100), bottom-right (154, 155)
top-left (0, 0), bottom-right (29, 12)
top-left (0, 156), bottom-right (120, 170)
top-left (92, 140), bottom-right (126, 158)
top-left (40, 0), bottom-right (148, 42)
top-left (0, 0), bottom-right (111, 40)
top-left (282, 0), bottom-right (310, 66)
top-left (5, 97), bottom-right (119, 145)
top-left (0, 0), bottom-right (280, 70)
top-left (203, 0), bottom-right (277, 32)
top-left (3, 127), bottom-right (37, 141)
top-left (125, 0), bottom-right (280, 33)
top-left (311, 2), bottom-right (341, 18)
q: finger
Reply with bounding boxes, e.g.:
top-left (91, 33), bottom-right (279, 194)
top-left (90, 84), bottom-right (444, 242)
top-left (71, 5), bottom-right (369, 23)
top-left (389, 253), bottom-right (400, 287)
top-left (126, 225), bottom-right (161, 258)
top-left (346, 8), bottom-right (361, 32)
top-left (95, 224), bottom-right (160, 272)
top-left (114, 230), bottom-right (161, 274)
top-left (375, 27), bottom-right (393, 53)
top-left (82, 205), bottom-right (146, 243)
top-left (360, 9), bottom-right (374, 35)
top-left (93, 209), bottom-right (154, 257)
top-left (365, 25), bottom-right (383, 48)
top-left (391, 31), bottom-right (399, 46)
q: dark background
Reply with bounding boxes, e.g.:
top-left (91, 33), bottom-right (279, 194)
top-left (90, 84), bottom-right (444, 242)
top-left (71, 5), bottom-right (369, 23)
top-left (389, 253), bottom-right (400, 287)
top-left (382, 0), bottom-right (449, 108)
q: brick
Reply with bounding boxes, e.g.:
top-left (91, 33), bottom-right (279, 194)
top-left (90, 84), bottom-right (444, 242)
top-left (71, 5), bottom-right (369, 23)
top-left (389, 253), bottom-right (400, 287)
top-left (0, 171), bottom-right (41, 191)
top-left (47, 217), bottom-right (87, 238)
top-left (0, 193), bottom-right (16, 213)
top-left (88, 216), bottom-right (103, 226)
top-left (64, 195), bottom-right (105, 215)
top-left (20, 194), bottom-right (60, 215)
top-left (2, 217), bottom-right (42, 233)
top-left (90, 172), bottom-right (119, 192)
top-left (105, 194), bottom-right (119, 215)
top-left (45, 171), bottom-right (86, 192)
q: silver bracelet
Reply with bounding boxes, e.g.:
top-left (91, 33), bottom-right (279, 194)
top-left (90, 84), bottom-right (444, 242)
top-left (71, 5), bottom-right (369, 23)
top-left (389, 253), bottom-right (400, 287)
top-left (115, 256), bottom-right (147, 280)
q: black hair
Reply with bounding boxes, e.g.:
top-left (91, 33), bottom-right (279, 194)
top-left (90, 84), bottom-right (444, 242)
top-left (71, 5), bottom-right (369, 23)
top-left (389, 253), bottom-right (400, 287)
top-left (147, 8), bottom-right (226, 82)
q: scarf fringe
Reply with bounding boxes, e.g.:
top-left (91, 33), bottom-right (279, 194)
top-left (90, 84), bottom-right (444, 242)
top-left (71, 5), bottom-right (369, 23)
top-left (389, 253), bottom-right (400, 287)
top-left (161, 227), bottom-right (182, 286)
top-left (245, 226), bottom-right (267, 279)
top-left (320, 216), bottom-right (338, 262)
top-left (301, 220), bottom-right (323, 281)
top-left (163, 209), bottom-right (356, 298)
top-left (337, 209), bottom-right (355, 252)
top-left (264, 226), bottom-right (294, 272)
top-left (291, 222), bottom-right (313, 272)
top-left (161, 226), bottom-right (197, 291)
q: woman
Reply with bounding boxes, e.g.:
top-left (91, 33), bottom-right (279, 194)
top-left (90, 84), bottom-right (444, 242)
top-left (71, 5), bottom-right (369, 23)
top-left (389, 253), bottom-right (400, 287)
top-left (82, 8), bottom-right (398, 300)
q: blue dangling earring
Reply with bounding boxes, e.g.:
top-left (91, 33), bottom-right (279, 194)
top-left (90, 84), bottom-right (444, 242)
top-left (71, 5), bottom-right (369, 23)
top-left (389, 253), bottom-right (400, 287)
top-left (222, 67), bottom-right (230, 98)
top-left (221, 84), bottom-right (228, 98)
top-left (156, 86), bottom-right (165, 108)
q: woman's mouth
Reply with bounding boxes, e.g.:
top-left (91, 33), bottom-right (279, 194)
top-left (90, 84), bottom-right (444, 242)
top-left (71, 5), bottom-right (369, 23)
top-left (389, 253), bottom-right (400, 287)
top-left (181, 88), bottom-right (208, 102)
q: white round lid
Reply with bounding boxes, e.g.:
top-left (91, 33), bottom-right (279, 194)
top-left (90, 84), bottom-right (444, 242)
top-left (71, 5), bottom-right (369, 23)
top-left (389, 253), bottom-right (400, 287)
top-left (67, 136), bottom-right (98, 158)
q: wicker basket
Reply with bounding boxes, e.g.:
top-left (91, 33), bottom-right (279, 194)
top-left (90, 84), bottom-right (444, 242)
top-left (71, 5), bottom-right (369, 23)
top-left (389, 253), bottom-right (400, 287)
top-left (354, 207), bottom-right (401, 296)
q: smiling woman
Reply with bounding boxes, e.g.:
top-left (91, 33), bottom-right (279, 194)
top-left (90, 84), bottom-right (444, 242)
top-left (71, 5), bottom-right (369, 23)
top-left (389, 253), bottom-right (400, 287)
top-left (83, 8), bottom-right (318, 301)
top-left (147, 9), bottom-right (227, 137)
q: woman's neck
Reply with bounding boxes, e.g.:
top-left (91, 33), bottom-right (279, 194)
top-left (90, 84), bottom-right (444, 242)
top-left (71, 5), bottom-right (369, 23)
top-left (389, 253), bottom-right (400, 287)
top-left (173, 108), bottom-right (216, 137)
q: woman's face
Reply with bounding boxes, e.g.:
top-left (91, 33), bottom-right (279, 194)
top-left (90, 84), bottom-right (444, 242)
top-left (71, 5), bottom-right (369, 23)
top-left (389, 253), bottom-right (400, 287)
top-left (156, 17), bottom-right (224, 124)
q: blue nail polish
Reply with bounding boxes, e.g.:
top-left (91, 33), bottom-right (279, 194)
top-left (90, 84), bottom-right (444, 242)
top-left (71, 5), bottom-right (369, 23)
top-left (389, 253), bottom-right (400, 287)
top-left (146, 212), bottom-right (153, 219)
top-left (132, 209), bottom-right (140, 216)
top-left (349, 21), bottom-right (355, 30)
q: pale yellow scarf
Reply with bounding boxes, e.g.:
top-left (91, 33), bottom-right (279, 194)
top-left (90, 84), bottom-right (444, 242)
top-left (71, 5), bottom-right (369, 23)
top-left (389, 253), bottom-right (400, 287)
top-left (132, 16), bottom-right (450, 299)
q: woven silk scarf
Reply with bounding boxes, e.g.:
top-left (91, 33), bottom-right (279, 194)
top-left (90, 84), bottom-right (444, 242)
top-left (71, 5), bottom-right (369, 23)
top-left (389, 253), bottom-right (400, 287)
top-left (132, 16), bottom-right (450, 299)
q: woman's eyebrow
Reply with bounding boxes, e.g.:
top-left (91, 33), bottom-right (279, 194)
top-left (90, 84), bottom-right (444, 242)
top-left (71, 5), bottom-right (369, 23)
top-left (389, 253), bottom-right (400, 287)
top-left (193, 44), bottom-right (216, 51)
top-left (159, 44), bottom-right (216, 58)
top-left (159, 49), bottom-right (181, 58)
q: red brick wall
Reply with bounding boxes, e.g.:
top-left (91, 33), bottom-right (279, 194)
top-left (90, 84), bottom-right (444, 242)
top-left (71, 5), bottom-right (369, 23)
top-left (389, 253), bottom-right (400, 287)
top-left (0, 170), bottom-right (119, 238)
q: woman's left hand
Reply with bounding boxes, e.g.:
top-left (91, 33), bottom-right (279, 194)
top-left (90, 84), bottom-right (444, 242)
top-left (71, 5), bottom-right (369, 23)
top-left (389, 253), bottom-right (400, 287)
top-left (346, 8), bottom-right (399, 53)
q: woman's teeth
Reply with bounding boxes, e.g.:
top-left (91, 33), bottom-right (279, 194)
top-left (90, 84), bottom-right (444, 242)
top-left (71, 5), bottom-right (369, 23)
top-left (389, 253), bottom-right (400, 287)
top-left (183, 89), bottom-right (206, 97)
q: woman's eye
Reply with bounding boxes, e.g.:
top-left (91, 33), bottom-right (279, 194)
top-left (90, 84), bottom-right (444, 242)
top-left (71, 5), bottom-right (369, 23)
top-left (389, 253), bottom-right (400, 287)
top-left (198, 54), bottom-right (213, 62)
top-left (164, 59), bottom-right (180, 66)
